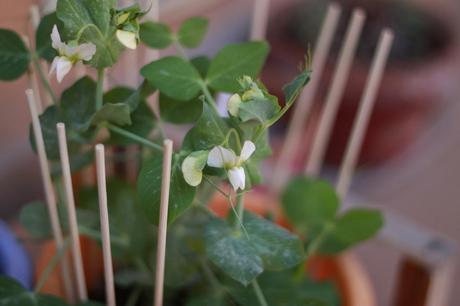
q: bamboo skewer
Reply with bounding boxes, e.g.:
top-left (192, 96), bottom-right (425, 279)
top-left (304, 8), bottom-right (366, 177)
top-left (335, 29), bottom-right (394, 199)
top-left (154, 140), bottom-right (173, 306)
top-left (57, 123), bottom-right (88, 302)
top-left (250, 0), bottom-right (270, 40)
top-left (25, 89), bottom-right (75, 302)
top-left (270, 3), bottom-right (341, 192)
top-left (95, 144), bottom-right (116, 306)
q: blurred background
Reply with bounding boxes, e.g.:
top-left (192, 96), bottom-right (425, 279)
top-left (1, 0), bottom-right (460, 305)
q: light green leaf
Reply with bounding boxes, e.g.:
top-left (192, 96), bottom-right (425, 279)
top-left (281, 177), bottom-right (339, 233)
top-left (19, 201), bottom-right (51, 239)
top-left (177, 17), bottom-right (209, 48)
top-left (36, 12), bottom-right (62, 62)
top-left (206, 42), bottom-right (269, 92)
top-left (137, 154), bottom-right (196, 225)
top-left (56, 0), bottom-right (121, 68)
top-left (139, 21), bottom-right (173, 49)
top-left (91, 103), bottom-right (131, 126)
top-left (0, 29), bottom-right (30, 81)
top-left (238, 98), bottom-right (280, 123)
top-left (141, 56), bottom-right (202, 101)
top-left (319, 209), bottom-right (384, 254)
top-left (205, 218), bottom-right (263, 286)
top-left (159, 94), bottom-right (202, 124)
top-left (282, 68), bottom-right (312, 104)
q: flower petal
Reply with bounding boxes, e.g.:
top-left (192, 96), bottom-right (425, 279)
top-left (181, 151), bottom-right (208, 187)
top-left (207, 146), bottom-right (236, 168)
top-left (116, 29), bottom-right (137, 50)
top-left (51, 25), bottom-right (63, 50)
top-left (76, 43), bottom-right (96, 61)
top-left (228, 167), bottom-right (245, 191)
top-left (239, 141), bottom-right (256, 162)
top-left (55, 57), bottom-right (72, 83)
top-left (227, 94), bottom-right (242, 117)
top-left (49, 57), bottom-right (58, 75)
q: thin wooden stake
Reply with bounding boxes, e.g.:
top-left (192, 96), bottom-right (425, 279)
top-left (335, 29), bottom-right (393, 198)
top-left (25, 89), bottom-right (75, 302)
top-left (95, 144), bottom-right (116, 306)
top-left (250, 0), bottom-right (270, 40)
top-left (57, 123), bottom-right (88, 302)
top-left (304, 8), bottom-right (366, 176)
top-left (270, 3), bottom-right (341, 192)
top-left (154, 139), bottom-right (173, 306)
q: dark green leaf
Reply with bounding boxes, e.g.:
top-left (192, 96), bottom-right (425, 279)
top-left (190, 56), bottom-right (211, 77)
top-left (159, 94), bottom-right (202, 124)
top-left (139, 21), bottom-right (173, 49)
top-left (137, 154), bottom-right (196, 225)
top-left (141, 56), bottom-right (202, 101)
top-left (75, 301), bottom-right (105, 306)
top-left (0, 29), bottom-right (30, 81)
top-left (282, 177), bottom-right (339, 234)
top-left (320, 209), bottom-right (384, 254)
top-left (19, 201), bottom-right (51, 239)
top-left (91, 103), bottom-right (131, 126)
top-left (177, 17), bottom-right (208, 48)
top-left (206, 42), bottom-right (269, 92)
top-left (36, 12), bottom-right (62, 62)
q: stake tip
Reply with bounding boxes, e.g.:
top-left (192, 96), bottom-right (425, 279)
top-left (95, 143), bottom-right (104, 152)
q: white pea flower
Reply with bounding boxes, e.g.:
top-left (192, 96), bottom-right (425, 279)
top-left (49, 25), bottom-right (96, 83)
top-left (116, 29), bottom-right (138, 50)
top-left (207, 141), bottom-right (256, 191)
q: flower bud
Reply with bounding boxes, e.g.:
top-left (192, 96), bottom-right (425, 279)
top-left (227, 94), bottom-right (242, 117)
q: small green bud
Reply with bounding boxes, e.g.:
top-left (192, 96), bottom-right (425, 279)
top-left (227, 93), bottom-right (242, 117)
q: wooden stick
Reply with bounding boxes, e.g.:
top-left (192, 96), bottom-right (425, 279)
top-left (25, 89), bottom-right (75, 302)
top-left (57, 123), bottom-right (88, 302)
top-left (304, 8), bottom-right (366, 176)
top-left (250, 0), bottom-right (270, 40)
top-left (154, 139), bottom-right (173, 306)
top-left (95, 144), bottom-right (116, 306)
top-left (270, 3), bottom-right (341, 192)
top-left (335, 30), bottom-right (393, 199)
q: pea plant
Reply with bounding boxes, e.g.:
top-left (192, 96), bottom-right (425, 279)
top-left (0, 0), bottom-right (383, 305)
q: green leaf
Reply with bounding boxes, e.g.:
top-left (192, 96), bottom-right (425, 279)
top-left (182, 103), bottom-right (230, 151)
top-left (282, 68), bottom-right (312, 104)
top-left (244, 212), bottom-right (304, 271)
top-left (177, 17), bottom-right (209, 48)
top-left (205, 212), bottom-right (304, 286)
top-left (205, 217), bottom-right (263, 286)
top-left (190, 56), bottom-right (211, 77)
top-left (91, 103), bottom-right (131, 126)
top-left (56, 0), bottom-right (121, 68)
top-left (75, 301), bottom-right (105, 306)
top-left (319, 209), bottom-right (384, 254)
top-left (281, 177), bottom-right (339, 234)
top-left (239, 98), bottom-right (280, 124)
top-left (19, 201), bottom-right (51, 239)
top-left (141, 56), bottom-right (202, 101)
top-left (206, 42), bottom-right (269, 92)
top-left (0, 276), bottom-right (69, 306)
top-left (159, 94), bottom-right (203, 124)
top-left (137, 154), bottom-right (196, 225)
top-left (61, 76), bottom-right (97, 131)
top-left (139, 21), bottom-right (173, 49)
top-left (0, 29), bottom-right (30, 81)
top-left (36, 12), bottom-right (62, 62)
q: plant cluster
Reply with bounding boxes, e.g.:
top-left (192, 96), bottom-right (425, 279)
top-left (0, 0), bottom-right (383, 305)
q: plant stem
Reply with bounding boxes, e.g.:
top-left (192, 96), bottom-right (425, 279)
top-left (126, 287), bottom-right (142, 306)
top-left (173, 40), bottom-right (187, 58)
top-left (252, 280), bottom-right (269, 306)
top-left (34, 238), bottom-right (70, 292)
top-left (107, 123), bottom-right (163, 152)
top-left (32, 53), bottom-right (58, 105)
top-left (96, 68), bottom-right (104, 110)
top-left (200, 84), bottom-right (220, 114)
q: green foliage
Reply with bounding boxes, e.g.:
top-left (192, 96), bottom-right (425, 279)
top-left (139, 21), bottom-right (173, 49)
top-left (19, 201), bottom-right (52, 239)
top-left (137, 154), bottom-right (196, 225)
top-left (206, 42), bottom-right (269, 92)
top-left (141, 56), bottom-right (202, 101)
top-left (0, 29), bottom-right (30, 81)
top-left (159, 94), bottom-right (203, 124)
top-left (56, 0), bottom-right (121, 68)
top-left (282, 176), bottom-right (384, 255)
top-left (177, 17), bottom-right (209, 48)
top-left (36, 12), bottom-right (62, 62)
top-left (206, 212), bottom-right (304, 286)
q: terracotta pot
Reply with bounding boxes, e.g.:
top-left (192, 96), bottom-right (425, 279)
top-left (263, 0), bottom-right (460, 166)
top-left (35, 189), bottom-right (375, 306)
